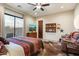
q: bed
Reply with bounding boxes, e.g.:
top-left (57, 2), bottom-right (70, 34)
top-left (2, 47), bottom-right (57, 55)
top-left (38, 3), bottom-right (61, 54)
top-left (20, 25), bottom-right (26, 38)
top-left (1, 37), bottom-right (44, 56)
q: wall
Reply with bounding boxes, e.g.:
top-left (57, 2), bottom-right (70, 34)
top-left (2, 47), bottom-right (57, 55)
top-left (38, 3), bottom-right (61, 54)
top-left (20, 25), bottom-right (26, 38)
top-left (36, 11), bottom-right (75, 42)
top-left (0, 4), bottom-right (5, 37)
top-left (74, 4), bottom-right (79, 30)
top-left (23, 15), bottom-right (36, 34)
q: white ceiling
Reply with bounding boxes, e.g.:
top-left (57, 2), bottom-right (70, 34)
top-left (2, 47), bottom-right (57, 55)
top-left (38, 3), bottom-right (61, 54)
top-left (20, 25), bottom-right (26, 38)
top-left (3, 3), bottom-right (76, 17)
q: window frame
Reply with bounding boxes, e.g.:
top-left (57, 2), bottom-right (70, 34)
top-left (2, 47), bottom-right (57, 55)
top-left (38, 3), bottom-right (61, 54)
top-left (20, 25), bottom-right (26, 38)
top-left (4, 13), bottom-right (24, 37)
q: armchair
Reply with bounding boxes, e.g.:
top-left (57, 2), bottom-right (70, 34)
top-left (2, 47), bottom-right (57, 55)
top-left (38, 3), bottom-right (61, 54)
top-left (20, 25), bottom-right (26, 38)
top-left (61, 32), bottom-right (79, 55)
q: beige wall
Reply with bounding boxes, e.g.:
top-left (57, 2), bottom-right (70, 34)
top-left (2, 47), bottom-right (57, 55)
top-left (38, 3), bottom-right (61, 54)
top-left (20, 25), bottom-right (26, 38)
top-left (74, 4), bottom-right (79, 30)
top-left (0, 5), bottom-right (4, 37)
top-left (36, 11), bottom-right (75, 42)
top-left (74, 4), bottom-right (79, 19)
top-left (24, 15), bottom-right (36, 35)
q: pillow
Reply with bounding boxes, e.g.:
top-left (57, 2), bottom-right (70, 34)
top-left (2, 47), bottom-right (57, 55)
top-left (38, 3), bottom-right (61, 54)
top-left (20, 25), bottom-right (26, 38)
top-left (0, 41), bottom-right (8, 55)
top-left (0, 37), bottom-right (9, 45)
top-left (72, 32), bottom-right (79, 39)
top-left (70, 32), bottom-right (79, 38)
top-left (0, 41), bottom-right (4, 49)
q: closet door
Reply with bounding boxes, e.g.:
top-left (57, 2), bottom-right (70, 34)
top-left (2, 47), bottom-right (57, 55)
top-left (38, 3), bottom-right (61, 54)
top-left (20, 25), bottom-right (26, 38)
top-left (4, 14), bottom-right (14, 38)
top-left (15, 17), bottom-right (24, 37)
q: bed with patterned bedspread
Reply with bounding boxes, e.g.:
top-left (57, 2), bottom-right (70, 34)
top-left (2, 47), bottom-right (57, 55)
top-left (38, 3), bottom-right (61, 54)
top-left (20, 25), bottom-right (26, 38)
top-left (5, 37), bottom-right (44, 56)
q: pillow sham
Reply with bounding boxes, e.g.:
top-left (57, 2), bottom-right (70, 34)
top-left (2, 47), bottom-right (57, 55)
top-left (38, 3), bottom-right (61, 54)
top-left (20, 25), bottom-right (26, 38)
top-left (0, 41), bottom-right (8, 55)
top-left (0, 37), bottom-right (9, 45)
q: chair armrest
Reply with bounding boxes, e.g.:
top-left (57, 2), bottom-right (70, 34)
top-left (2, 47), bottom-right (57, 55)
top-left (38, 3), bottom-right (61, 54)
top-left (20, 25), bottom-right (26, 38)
top-left (62, 39), bottom-right (77, 48)
top-left (63, 39), bottom-right (74, 43)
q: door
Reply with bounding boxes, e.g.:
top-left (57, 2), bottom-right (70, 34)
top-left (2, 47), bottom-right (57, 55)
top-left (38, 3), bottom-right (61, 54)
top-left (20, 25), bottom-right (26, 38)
top-left (15, 17), bottom-right (24, 37)
top-left (4, 14), bottom-right (24, 38)
top-left (4, 14), bottom-right (14, 38)
top-left (38, 20), bottom-right (43, 38)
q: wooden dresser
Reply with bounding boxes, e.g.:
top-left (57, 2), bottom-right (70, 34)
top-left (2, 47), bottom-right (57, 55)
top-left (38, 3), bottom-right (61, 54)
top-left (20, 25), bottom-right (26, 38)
top-left (26, 32), bottom-right (37, 38)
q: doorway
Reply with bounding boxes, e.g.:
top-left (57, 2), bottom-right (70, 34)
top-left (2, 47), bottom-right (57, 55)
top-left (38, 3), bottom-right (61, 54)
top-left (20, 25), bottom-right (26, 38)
top-left (38, 20), bottom-right (43, 38)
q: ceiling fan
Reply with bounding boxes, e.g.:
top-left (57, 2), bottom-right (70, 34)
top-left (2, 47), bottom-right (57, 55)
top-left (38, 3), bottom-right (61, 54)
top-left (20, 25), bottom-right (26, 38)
top-left (28, 3), bottom-right (50, 11)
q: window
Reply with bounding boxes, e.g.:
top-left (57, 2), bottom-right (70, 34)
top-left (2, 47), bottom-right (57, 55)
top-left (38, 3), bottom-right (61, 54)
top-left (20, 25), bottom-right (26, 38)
top-left (4, 13), bottom-right (24, 38)
top-left (15, 17), bottom-right (24, 36)
top-left (4, 14), bottom-right (14, 38)
top-left (4, 15), bottom-right (14, 27)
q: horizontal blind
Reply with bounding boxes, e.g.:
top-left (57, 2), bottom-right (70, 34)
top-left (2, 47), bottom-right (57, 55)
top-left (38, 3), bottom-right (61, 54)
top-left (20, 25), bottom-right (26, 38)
top-left (5, 9), bottom-right (23, 18)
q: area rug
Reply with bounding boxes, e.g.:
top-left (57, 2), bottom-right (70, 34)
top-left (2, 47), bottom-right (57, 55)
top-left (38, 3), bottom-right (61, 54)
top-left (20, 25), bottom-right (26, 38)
top-left (38, 41), bottom-right (66, 56)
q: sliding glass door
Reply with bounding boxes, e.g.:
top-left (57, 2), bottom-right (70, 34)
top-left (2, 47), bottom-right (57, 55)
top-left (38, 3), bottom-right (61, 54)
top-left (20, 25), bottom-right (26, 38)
top-left (15, 17), bottom-right (24, 37)
top-left (4, 13), bottom-right (24, 38)
top-left (4, 14), bottom-right (14, 38)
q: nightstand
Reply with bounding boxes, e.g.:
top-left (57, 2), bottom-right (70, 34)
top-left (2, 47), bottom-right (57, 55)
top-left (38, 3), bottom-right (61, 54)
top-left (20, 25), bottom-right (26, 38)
top-left (26, 32), bottom-right (37, 38)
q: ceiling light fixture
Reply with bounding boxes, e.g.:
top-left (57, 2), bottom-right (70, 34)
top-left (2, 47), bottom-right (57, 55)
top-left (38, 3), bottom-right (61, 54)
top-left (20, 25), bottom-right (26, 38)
top-left (36, 5), bottom-right (41, 9)
top-left (36, 3), bottom-right (41, 9)
top-left (28, 3), bottom-right (49, 11)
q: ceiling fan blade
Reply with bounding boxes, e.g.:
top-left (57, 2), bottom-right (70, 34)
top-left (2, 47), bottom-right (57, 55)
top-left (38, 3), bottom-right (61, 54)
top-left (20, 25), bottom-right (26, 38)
top-left (42, 4), bottom-right (49, 6)
top-left (40, 8), bottom-right (44, 11)
top-left (28, 3), bottom-right (36, 6)
top-left (33, 7), bottom-right (36, 11)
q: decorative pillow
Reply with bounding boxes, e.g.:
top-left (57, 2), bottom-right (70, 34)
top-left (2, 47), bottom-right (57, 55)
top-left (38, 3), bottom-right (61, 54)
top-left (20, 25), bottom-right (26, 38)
top-left (0, 41), bottom-right (4, 49)
top-left (0, 41), bottom-right (8, 55)
top-left (71, 32), bottom-right (79, 39)
top-left (0, 37), bottom-right (9, 45)
top-left (70, 32), bottom-right (79, 38)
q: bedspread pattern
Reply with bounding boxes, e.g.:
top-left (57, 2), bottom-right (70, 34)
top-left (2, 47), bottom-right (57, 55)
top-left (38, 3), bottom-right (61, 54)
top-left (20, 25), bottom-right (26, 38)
top-left (7, 37), bottom-right (43, 56)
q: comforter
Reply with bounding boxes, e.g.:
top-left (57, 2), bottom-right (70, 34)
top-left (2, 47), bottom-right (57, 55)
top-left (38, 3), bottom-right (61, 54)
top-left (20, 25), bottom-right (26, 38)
top-left (5, 42), bottom-right (25, 56)
top-left (7, 37), bottom-right (44, 56)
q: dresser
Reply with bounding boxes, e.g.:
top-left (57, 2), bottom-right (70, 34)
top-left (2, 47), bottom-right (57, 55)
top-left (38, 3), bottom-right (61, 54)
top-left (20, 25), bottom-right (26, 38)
top-left (26, 32), bottom-right (37, 38)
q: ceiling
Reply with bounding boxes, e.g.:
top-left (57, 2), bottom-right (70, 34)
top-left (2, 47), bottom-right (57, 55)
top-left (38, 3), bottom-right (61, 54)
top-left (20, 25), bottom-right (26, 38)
top-left (3, 3), bottom-right (76, 17)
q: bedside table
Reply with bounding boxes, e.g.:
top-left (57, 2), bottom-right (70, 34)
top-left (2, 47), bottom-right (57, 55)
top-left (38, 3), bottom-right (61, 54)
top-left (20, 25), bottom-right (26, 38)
top-left (26, 32), bottom-right (37, 38)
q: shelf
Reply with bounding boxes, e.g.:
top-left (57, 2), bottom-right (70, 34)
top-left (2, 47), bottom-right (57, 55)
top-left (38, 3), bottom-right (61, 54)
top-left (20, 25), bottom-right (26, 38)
top-left (46, 23), bottom-right (56, 32)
